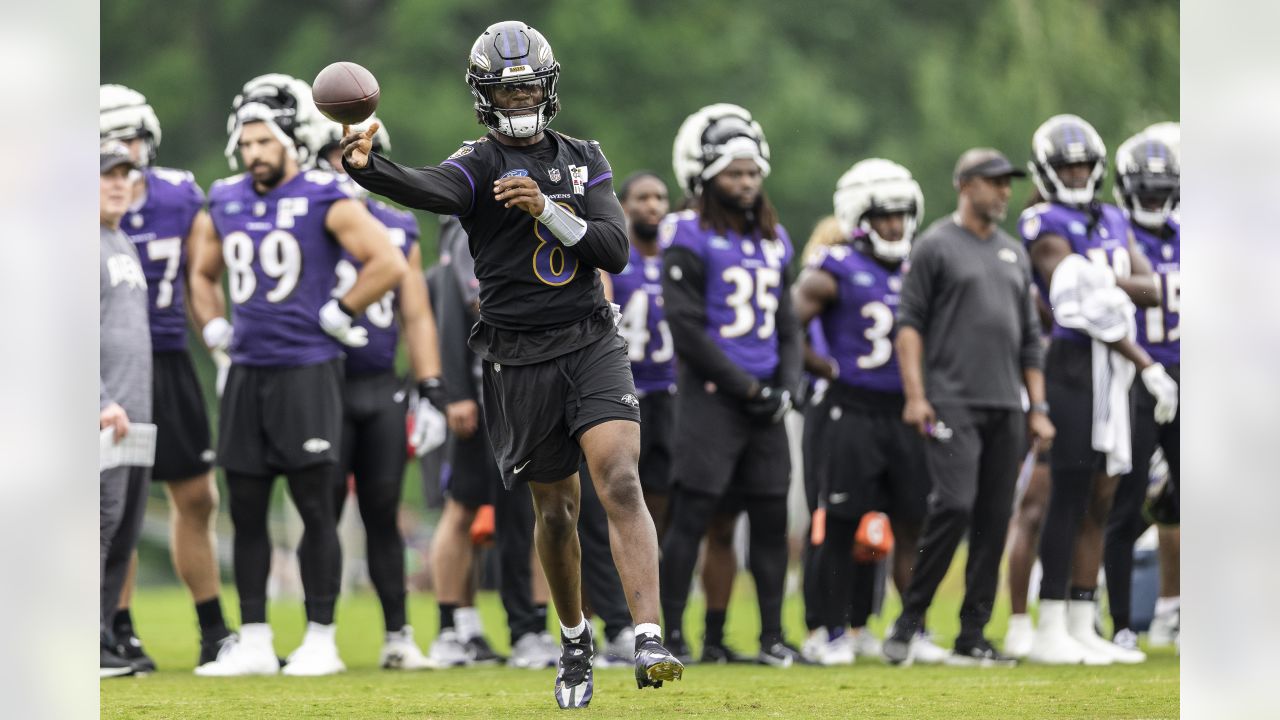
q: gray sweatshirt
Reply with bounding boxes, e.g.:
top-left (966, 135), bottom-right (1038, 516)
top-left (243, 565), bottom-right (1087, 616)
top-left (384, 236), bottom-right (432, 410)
top-left (100, 225), bottom-right (152, 422)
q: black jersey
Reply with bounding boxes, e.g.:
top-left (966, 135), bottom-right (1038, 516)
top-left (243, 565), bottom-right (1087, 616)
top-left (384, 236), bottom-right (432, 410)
top-left (345, 130), bottom-right (628, 365)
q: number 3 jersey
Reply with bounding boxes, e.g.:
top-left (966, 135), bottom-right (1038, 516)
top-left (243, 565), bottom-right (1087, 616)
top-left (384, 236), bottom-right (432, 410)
top-left (1131, 218), bottom-right (1180, 365)
top-left (333, 198), bottom-right (419, 375)
top-left (661, 210), bottom-right (794, 381)
top-left (121, 167), bottom-right (205, 353)
top-left (208, 170), bottom-right (352, 367)
top-left (812, 242), bottom-right (905, 394)
top-left (611, 245), bottom-right (675, 394)
top-left (1019, 201), bottom-right (1134, 343)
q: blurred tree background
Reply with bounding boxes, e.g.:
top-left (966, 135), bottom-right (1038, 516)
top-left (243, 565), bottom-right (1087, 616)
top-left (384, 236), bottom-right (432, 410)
top-left (102, 0), bottom-right (1177, 586)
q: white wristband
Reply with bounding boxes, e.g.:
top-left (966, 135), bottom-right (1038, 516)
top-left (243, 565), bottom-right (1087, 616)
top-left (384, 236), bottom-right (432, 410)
top-left (536, 194), bottom-right (588, 247)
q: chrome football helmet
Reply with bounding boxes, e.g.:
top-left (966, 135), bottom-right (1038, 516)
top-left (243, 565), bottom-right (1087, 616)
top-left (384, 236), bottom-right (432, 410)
top-left (1114, 131), bottom-right (1180, 230)
top-left (1028, 114), bottom-right (1107, 207)
top-left (466, 21), bottom-right (560, 139)
top-left (100, 84), bottom-right (161, 167)
top-left (672, 103), bottom-right (771, 198)
top-left (224, 73), bottom-right (324, 170)
top-left (833, 158), bottom-right (924, 263)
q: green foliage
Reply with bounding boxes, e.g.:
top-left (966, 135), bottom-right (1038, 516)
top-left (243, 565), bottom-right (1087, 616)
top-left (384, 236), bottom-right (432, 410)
top-left (103, 0), bottom-right (1176, 256)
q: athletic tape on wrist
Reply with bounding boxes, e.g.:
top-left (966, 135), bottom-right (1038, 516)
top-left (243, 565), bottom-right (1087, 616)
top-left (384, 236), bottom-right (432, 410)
top-left (536, 194), bottom-right (587, 246)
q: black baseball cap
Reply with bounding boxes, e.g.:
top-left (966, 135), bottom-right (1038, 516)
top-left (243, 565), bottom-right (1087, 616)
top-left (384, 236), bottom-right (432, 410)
top-left (100, 140), bottom-right (137, 174)
top-left (953, 147), bottom-right (1027, 184)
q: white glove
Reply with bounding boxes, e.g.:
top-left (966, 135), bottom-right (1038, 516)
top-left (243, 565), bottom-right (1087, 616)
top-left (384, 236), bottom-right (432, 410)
top-left (1141, 363), bottom-right (1179, 424)
top-left (409, 396), bottom-right (447, 457)
top-left (319, 298), bottom-right (369, 347)
top-left (202, 317), bottom-right (233, 351)
top-left (211, 348), bottom-right (232, 398)
top-left (610, 302), bottom-right (622, 328)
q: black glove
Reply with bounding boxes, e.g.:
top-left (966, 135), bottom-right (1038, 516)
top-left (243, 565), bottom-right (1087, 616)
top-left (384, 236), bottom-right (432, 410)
top-left (418, 377), bottom-right (448, 410)
top-left (743, 385), bottom-right (792, 425)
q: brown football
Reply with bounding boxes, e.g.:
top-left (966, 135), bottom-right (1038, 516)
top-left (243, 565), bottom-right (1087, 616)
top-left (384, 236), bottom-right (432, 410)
top-left (312, 61), bottom-right (380, 125)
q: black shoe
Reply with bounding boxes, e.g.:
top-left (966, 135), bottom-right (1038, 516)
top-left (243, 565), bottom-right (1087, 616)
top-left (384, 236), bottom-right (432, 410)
top-left (946, 637), bottom-right (1017, 667)
top-left (701, 641), bottom-right (751, 664)
top-left (757, 640), bottom-right (809, 668)
top-left (554, 624), bottom-right (594, 709)
top-left (634, 633), bottom-right (684, 690)
top-left (465, 636), bottom-right (506, 666)
top-left (198, 630), bottom-right (236, 668)
top-left (101, 642), bottom-right (135, 678)
top-left (881, 618), bottom-right (918, 666)
top-left (114, 632), bottom-right (157, 674)
top-left (664, 630), bottom-right (696, 665)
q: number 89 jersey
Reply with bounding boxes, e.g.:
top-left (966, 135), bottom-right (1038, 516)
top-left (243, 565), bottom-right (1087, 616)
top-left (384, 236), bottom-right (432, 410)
top-left (661, 210), bottom-right (794, 380)
top-left (121, 167), bottom-right (205, 353)
top-left (209, 170), bottom-right (352, 367)
top-left (333, 199), bottom-right (419, 375)
top-left (814, 242), bottom-right (904, 393)
top-left (611, 245), bottom-right (675, 394)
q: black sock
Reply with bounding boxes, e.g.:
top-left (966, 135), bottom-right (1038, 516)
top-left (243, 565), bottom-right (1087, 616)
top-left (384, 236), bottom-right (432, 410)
top-left (112, 608), bottom-right (134, 638)
top-left (195, 598), bottom-right (229, 639)
top-left (704, 609), bottom-right (727, 646)
top-left (535, 604), bottom-right (548, 627)
top-left (1069, 586), bottom-right (1096, 602)
top-left (439, 603), bottom-right (457, 631)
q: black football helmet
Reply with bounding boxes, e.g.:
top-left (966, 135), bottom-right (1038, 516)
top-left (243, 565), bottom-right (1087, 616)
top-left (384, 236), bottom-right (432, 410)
top-left (1028, 114), bottom-right (1107, 207)
top-left (466, 21), bottom-right (560, 138)
top-left (1114, 131), bottom-right (1180, 230)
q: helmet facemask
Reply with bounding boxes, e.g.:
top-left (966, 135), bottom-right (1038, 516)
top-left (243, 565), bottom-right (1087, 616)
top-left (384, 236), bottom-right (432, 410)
top-left (467, 22), bottom-right (560, 139)
top-left (1030, 114), bottom-right (1107, 208)
top-left (224, 74), bottom-right (319, 170)
top-left (672, 105), bottom-right (771, 198)
top-left (833, 158), bottom-right (924, 264)
top-left (1115, 135), bottom-right (1180, 230)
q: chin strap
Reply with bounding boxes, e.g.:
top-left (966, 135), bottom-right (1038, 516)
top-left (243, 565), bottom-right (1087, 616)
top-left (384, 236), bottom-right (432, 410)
top-left (537, 195), bottom-right (587, 246)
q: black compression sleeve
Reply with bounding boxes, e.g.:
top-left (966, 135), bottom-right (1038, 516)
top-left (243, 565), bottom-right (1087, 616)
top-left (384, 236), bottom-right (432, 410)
top-left (343, 152), bottom-right (472, 216)
top-left (662, 245), bottom-right (761, 399)
top-left (563, 181), bottom-right (628, 273)
top-left (775, 271), bottom-right (804, 395)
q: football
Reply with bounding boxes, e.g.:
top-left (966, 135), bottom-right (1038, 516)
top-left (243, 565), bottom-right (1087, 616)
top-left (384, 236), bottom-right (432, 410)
top-left (312, 61), bottom-right (380, 125)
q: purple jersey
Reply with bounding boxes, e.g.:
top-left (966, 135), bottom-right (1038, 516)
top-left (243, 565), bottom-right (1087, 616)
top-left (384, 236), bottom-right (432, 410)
top-left (661, 210), bottom-right (794, 380)
top-left (121, 167), bottom-right (204, 353)
top-left (1019, 201), bottom-right (1134, 343)
top-left (611, 245), bottom-right (675, 394)
top-left (334, 198), bottom-right (420, 375)
top-left (814, 242), bottom-right (905, 393)
top-left (209, 169), bottom-right (354, 367)
top-left (1132, 219), bottom-right (1180, 365)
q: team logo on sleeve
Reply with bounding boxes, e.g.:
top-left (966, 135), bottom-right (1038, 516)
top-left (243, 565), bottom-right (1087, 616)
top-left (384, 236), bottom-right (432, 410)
top-left (448, 144), bottom-right (475, 160)
top-left (620, 393), bottom-right (640, 408)
top-left (1020, 211), bottom-right (1041, 240)
top-left (998, 248), bottom-right (1019, 264)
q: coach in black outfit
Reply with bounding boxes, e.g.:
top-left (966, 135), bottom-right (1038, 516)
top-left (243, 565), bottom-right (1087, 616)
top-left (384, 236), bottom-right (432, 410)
top-left (882, 148), bottom-right (1054, 665)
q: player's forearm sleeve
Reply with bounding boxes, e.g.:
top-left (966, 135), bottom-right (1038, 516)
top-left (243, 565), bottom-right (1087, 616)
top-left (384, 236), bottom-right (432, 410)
top-left (561, 182), bottom-right (628, 273)
top-left (344, 153), bottom-right (472, 216)
top-left (435, 268), bottom-right (478, 403)
top-left (775, 273), bottom-right (805, 394)
top-left (662, 246), bottom-right (761, 399)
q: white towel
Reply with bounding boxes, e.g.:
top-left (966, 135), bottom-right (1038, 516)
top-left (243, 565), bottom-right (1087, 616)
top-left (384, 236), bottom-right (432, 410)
top-left (1049, 255), bottom-right (1137, 476)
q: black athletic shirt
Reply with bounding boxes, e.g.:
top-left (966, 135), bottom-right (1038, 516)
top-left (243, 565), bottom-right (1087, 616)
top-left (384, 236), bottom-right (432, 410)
top-left (344, 130), bottom-right (628, 365)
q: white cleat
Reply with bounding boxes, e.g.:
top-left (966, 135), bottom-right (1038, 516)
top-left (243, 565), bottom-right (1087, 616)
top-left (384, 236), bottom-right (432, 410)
top-left (1067, 602), bottom-right (1143, 664)
top-left (800, 627), bottom-right (827, 664)
top-left (283, 623), bottom-right (346, 676)
top-left (194, 624), bottom-right (280, 677)
top-left (1148, 609), bottom-right (1179, 648)
top-left (380, 626), bottom-right (433, 670)
top-left (910, 631), bottom-right (949, 665)
top-left (1027, 600), bottom-right (1104, 665)
top-left (1004, 613), bottom-right (1034, 659)
top-left (850, 628), bottom-right (881, 659)
top-left (426, 628), bottom-right (471, 669)
top-left (510, 631), bottom-right (557, 669)
top-left (816, 632), bottom-right (856, 666)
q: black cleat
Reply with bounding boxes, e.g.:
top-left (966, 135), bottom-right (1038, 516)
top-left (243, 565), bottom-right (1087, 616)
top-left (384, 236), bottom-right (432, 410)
top-left (465, 635), bottom-right (506, 666)
top-left (114, 632), bottom-right (157, 674)
top-left (757, 640), bottom-right (809, 668)
top-left (700, 641), bottom-right (751, 664)
top-left (635, 633), bottom-right (684, 689)
top-left (881, 618), bottom-right (917, 666)
top-left (946, 637), bottom-right (1018, 668)
top-left (198, 630), bottom-right (236, 668)
top-left (100, 640), bottom-right (135, 679)
top-left (554, 624), bottom-right (594, 709)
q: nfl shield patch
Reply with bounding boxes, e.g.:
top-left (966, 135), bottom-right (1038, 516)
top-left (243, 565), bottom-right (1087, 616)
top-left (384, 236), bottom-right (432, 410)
top-left (549, 168), bottom-right (562, 183)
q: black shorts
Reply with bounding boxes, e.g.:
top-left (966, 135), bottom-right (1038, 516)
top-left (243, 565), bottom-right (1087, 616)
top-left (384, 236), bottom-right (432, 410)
top-left (801, 382), bottom-right (833, 514)
top-left (1045, 339), bottom-right (1109, 476)
top-left (445, 417), bottom-right (500, 508)
top-left (669, 374), bottom-right (791, 499)
top-left (481, 330), bottom-right (640, 488)
top-left (152, 350), bottom-right (215, 481)
top-left (340, 369), bottom-right (408, 484)
top-left (218, 359), bottom-right (344, 476)
top-left (813, 383), bottom-right (928, 524)
top-left (638, 390), bottom-right (675, 495)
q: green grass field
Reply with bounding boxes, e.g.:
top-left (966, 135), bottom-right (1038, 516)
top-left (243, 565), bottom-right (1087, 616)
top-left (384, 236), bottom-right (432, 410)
top-left (101, 568), bottom-right (1178, 719)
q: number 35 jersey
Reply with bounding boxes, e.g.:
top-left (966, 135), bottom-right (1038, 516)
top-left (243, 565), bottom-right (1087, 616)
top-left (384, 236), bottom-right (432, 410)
top-left (611, 245), bottom-right (675, 394)
top-left (1131, 219), bottom-right (1180, 365)
top-left (121, 167), bottom-right (205, 353)
top-left (661, 210), bottom-right (794, 381)
top-left (209, 170), bottom-right (352, 368)
top-left (813, 242), bottom-right (904, 394)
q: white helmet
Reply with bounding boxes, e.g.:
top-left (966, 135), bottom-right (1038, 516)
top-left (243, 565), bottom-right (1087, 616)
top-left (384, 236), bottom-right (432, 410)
top-left (100, 84), bottom-right (161, 167)
top-left (1028, 114), bottom-right (1107, 208)
top-left (306, 113), bottom-right (391, 171)
top-left (833, 159), bottom-right (924, 263)
top-left (225, 73), bottom-right (325, 170)
top-left (1142, 121), bottom-right (1181, 162)
top-left (672, 103), bottom-right (770, 198)
top-left (1114, 131), bottom-right (1180, 230)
